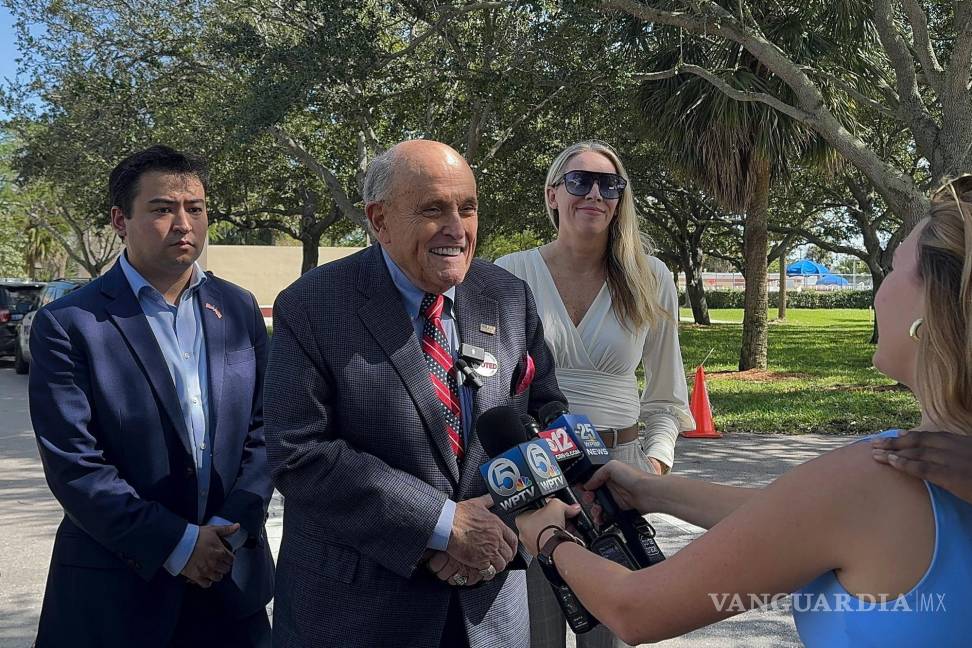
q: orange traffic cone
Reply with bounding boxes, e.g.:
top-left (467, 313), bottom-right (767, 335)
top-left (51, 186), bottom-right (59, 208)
top-left (681, 365), bottom-right (721, 439)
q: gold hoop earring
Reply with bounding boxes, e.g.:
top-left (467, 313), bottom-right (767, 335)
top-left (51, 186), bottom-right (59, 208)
top-left (909, 318), bottom-right (924, 342)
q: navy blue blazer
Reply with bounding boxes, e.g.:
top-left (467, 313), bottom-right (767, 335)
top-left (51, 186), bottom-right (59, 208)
top-left (29, 261), bottom-right (274, 648)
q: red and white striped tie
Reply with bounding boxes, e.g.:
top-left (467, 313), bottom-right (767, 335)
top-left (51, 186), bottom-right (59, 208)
top-left (420, 293), bottom-right (464, 460)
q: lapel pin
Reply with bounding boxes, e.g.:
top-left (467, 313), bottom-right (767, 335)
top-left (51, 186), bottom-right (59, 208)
top-left (480, 324), bottom-right (496, 336)
top-left (205, 303), bottom-right (223, 319)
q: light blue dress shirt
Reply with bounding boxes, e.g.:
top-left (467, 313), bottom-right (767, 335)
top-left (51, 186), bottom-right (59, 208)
top-left (118, 253), bottom-right (243, 576)
top-left (381, 248), bottom-right (473, 551)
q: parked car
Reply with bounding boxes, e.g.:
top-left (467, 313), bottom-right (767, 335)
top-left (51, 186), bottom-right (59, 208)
top-left (14, 278), bottom-right (90, 374)
top-left (1, 281), bottom-right (45, 365)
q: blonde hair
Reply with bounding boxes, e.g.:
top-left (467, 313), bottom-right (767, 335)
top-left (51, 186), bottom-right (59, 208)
top-left (544, 141), bottom-right (664, 330)
top-left (916, 177), bottom-right (972, 433)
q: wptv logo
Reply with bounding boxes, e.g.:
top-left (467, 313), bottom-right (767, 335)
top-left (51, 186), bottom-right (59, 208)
top-left (487, 458), bottom-right (533, 497)
top-left (483, 441), bottom-right (567, 512)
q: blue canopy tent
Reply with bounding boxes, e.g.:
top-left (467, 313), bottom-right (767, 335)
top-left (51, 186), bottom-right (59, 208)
top-left (786, 259), bottom-right (830, 276)
top-left (816, 273), bottom-right (850, 287)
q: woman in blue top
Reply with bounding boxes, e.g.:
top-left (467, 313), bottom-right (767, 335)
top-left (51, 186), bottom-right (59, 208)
top-left (514, 178), bottom-right (972, 647)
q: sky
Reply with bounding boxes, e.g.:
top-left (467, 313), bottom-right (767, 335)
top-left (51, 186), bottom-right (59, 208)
top-left (1, 6), bottom-right (19, 84)
top-left (1, 5), bottom-right (34, 120)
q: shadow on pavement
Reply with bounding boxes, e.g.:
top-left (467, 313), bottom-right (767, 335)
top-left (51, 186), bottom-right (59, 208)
top-left (0, 590), bottom-right (40, 648)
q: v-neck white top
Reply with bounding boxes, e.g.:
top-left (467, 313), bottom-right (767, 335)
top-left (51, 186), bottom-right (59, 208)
top-left (496, 249), bottom-right (693, 468)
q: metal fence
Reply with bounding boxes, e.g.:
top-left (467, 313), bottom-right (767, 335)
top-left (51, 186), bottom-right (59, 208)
top-left (677, 272), bottom-right (873, 292)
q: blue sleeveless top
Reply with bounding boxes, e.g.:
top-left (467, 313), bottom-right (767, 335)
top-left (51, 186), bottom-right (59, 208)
top-left (793, 430), bottom-right (972, 647)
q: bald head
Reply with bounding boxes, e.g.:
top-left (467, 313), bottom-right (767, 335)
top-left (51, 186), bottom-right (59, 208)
top-left (364, 140), bottom-right (472, 204)
top-left (364, 139), bottom-right (479, 294)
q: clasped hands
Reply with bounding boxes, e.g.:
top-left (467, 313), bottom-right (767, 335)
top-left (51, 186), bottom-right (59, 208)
top-left (425, 494), bottom-right (518, 587)
top-left (180, 523), bottom-right (239, 588)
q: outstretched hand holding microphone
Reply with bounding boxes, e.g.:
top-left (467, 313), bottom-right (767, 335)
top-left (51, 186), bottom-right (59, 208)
top-left (516, 460), bottom-right (657, 555)
top-left (474, 403), bottom-right (668, 633)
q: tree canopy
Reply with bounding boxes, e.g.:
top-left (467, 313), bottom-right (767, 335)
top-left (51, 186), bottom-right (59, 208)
top-left (2, 0), bottom-right (968, 363)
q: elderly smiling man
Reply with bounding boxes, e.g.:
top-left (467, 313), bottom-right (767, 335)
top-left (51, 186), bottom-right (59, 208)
top-left (264, 139), bottom-right (565, 648)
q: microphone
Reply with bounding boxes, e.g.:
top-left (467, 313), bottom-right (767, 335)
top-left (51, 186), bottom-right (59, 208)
top-left (538, 402), bottom-right (611, 476)
top-left (454, 358), bottom-right (484, 389)
top-left (477, 408), bottom-right (568, 514)
top-left (478, 405), bottom-right (529, 457)
top-left (537, 424), bottom-right (583, 464)
top-left (538, 402), bottom-right (666, 569)
top-left (519, 414), bottom-right (541, 438)
top-left (538, 402), bottom-right (622, 521)
top-left (510, 404), bottom-right (639, 570)
top-left (476, 406), bottom-right (598, 633)
top-left (518, 414), bottom-right (599, 543)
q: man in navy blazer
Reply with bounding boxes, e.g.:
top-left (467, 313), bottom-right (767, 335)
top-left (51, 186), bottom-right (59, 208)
top-left (29, 146), bottom-right (274, 647)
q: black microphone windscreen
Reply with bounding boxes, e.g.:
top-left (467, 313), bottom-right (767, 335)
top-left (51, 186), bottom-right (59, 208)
top-left (538, 401), bottom-right (569, 427)
top-left (519, 414), bottom-right (540, 437)
top-left (477, 406), bottom-right (531, 458)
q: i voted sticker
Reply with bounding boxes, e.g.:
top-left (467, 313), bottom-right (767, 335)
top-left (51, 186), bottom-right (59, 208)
top-left (475, 351), bottom-right (499, 377)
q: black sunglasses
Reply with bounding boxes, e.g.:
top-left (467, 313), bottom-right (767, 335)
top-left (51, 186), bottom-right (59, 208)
top-left (552, 170), bottom-right (627, 200)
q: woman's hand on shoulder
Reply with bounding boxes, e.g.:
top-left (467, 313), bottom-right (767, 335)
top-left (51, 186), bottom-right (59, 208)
top-left (872, 430), bottom-right (972, 504)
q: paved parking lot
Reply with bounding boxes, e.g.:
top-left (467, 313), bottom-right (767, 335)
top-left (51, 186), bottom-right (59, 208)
top-left (0, 361), bottom-right (852, 647)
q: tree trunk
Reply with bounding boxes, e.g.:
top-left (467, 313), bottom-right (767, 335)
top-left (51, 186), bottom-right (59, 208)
top-left (778, 245), bottom-right (787, 320)
top-left (739, 166), bottom-right (770, 370)
top-left (682, 245), bottom-right (710, 325)
top-left (76, 253), bottom-right (117, 278)
top-left (869, 269), bottom-right (884, 344)
top-left (300, 236), bottom-right (320, 274)
top-left (299, 189), bottom-right (321, 274)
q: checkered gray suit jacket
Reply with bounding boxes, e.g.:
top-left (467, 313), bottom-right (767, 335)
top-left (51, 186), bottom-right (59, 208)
top-left (265, 245), bottom-right (565, 648)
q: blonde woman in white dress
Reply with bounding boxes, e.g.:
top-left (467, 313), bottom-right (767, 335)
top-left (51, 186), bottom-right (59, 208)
top-left (496, 140), bottom-right (694, 648)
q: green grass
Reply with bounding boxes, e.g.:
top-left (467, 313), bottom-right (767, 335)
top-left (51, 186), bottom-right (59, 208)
top-left (674, 309), bottom-right (920, 435)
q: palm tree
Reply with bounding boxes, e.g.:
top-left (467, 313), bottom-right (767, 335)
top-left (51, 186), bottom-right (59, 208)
top-left (626, 1), bottom-right (868, 369)
top-left (23, 221), bottom-right (64, 280)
